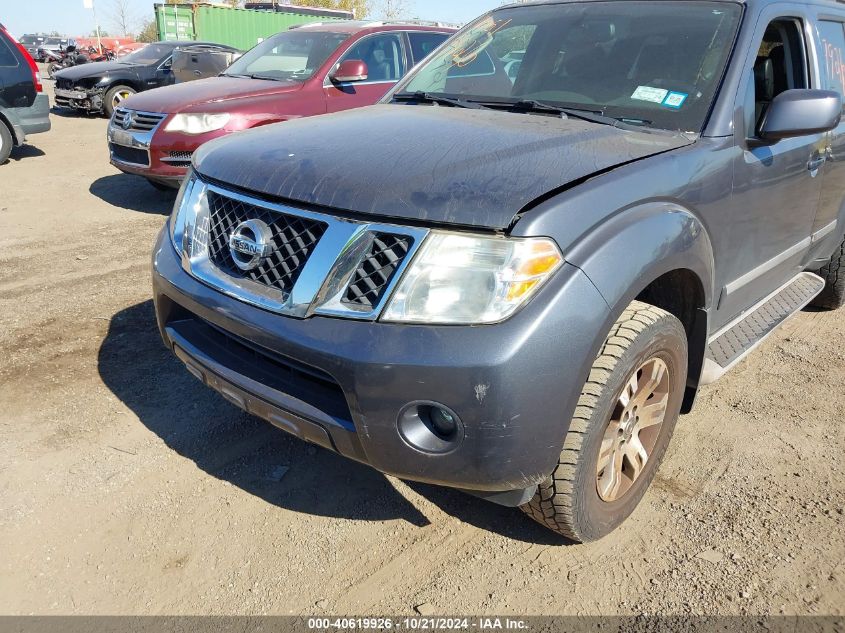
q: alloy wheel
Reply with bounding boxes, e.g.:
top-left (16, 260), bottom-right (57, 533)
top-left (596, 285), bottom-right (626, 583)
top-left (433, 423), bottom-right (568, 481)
top-left (112, 90), bottom-right (132, 108)
top-left (596, 357), bottom-right (670, 502)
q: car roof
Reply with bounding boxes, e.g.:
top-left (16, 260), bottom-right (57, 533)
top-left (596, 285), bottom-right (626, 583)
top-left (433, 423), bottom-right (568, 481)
top-left (499, 0), bottom-right (845, 8)
top-left (291, 21), bottom-right (457, 35)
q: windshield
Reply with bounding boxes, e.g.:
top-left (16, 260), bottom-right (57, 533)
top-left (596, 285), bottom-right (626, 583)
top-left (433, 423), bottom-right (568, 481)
top-left (45, 37), bottom-right (66, 46)
top-left (120, 43), bottom-right (170, 65)
top-left (21, 35), bottom-right (43, 45)
top-left (395, 1), bottom-right (743, 132)
top-left (223, 30), bottom-right (350, 81)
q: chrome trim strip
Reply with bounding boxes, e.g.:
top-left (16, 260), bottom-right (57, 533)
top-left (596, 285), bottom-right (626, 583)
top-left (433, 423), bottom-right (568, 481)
top-left (184, 182), bottom-right (429, 320)
top-left (811, 220), bottom-right (837, 243)
top-left (723, 236), bottom-right (811, 297)
top-left (107, 108), bottom-right (169, 169)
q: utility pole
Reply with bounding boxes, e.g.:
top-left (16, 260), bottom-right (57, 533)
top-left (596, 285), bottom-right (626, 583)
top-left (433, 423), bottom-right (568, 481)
top-left (83, 0), bottom-right (103, 50)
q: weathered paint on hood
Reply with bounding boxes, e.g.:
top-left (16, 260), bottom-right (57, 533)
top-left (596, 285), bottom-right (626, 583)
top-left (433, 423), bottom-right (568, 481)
top-left (194, 104), bottom-right (695, 229)
top-left (121, 76), bottom-right (303, 113)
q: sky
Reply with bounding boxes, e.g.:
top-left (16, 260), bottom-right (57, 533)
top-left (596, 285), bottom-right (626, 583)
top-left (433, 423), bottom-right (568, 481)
top-left (1, 0), bottom-right (502, 39)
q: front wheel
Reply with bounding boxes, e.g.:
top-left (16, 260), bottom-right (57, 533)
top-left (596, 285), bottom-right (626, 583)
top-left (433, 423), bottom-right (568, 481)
top-left (104, 84), bottom-right (136, 117)
top-left (521, 301), bottom-right (688, 542)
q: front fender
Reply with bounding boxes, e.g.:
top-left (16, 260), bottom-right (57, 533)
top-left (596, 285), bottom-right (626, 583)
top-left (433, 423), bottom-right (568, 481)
top-left (565, 202), bottom-right (715, 314)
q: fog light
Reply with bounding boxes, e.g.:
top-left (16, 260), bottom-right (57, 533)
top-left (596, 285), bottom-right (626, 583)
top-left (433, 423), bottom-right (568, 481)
top-left (397, 402), bottom-right (464, 454)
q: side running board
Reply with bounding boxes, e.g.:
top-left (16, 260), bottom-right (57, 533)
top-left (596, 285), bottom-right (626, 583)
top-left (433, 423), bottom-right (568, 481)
top-left (701, 272), bottom-right (825, 385)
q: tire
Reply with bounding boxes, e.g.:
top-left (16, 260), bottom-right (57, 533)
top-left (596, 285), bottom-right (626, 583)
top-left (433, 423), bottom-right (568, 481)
top-left (0, 122), bottom-right (13, 165)
top-left (811, 236), bottom-right (845, 310)
top-left (104, 85), bottom-right (136, 117)
top-left (521, 301), bottom-right (688, 542)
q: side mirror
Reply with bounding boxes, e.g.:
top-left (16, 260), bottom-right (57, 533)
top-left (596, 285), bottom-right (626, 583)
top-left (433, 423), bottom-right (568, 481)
top-left (330, 59), bottom-right (368, 83)
top-left (758, 89), bottom-right (842, 142)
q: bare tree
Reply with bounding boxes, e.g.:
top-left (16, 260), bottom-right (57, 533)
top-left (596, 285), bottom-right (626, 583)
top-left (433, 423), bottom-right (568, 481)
top-left (373, 0), bottom-right (412, 19)
top-left (108, 0), bottom-right (139, 36)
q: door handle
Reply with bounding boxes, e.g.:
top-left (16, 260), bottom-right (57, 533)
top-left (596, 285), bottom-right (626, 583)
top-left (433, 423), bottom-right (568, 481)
top-left (808, 154), bottom-right (827, 173)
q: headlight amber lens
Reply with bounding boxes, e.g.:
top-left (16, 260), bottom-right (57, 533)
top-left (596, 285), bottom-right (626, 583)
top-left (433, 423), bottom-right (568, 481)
top-left (382, 233), bottom-right (563, 324)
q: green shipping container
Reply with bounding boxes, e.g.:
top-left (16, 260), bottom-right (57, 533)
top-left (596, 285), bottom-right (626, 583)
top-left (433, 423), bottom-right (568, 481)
top-left (155, 4), bottom-right (350, 51)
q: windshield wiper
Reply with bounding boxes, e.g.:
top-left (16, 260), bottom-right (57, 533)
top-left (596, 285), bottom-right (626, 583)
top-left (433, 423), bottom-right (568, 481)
top-left (487, 99), bottom-right (651, 129)
top-left (392, 91), bottom-right (488, 109)
top-left (246, 74), bottom-right (282, 82)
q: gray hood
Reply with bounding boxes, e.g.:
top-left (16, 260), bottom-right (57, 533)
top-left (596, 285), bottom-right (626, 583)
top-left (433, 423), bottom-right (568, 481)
top-left (194, 104), bottom-right (695, 230)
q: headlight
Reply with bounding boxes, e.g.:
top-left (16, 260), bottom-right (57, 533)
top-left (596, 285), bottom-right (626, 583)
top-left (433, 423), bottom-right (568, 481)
top-left (169, 170), bottom-right (204, 256)
top-left (382, 233), bottom-right (563, 324)
top-left (165, 113), bottom-right (231, 135)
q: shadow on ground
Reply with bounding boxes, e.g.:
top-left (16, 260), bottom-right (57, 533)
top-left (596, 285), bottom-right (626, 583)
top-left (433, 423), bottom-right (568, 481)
top-left (9, 145), bottom-right (46, 161)
top-left (48, 105), bottom-right (102, 119)
top-left (97, 300), bottom-right (564, 544)
top-left (90, 174), bottom-right (176, 215)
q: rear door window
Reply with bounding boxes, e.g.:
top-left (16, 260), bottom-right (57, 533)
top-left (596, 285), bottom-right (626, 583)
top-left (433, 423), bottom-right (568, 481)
top-left (818, 20), bottom-right (845, 96)
top-left (0, 33), bottom-right (19, 67)
top-left (407, 32), bottom-right (450, 65)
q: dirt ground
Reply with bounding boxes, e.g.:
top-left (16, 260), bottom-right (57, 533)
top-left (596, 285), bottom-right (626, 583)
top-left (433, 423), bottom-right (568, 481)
top-left (1, 79), bottom-right (844, 617)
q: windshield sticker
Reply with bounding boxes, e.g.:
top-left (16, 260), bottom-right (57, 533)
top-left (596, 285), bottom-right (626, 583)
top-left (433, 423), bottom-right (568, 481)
top-left (631, 86), bottom-right (669, 104)
top-left (662, 91), bottom-right (688, 109)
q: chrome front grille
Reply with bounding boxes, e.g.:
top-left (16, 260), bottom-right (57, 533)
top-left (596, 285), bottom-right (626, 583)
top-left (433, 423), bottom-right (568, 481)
top-left (180, 181), bottom-right (428, 320)
top-left (342, 233), bottom-right (414, 308)
top-left (206, 190), bottom-right (328, 297)
top-left (112, 108), bottom-right (167, 132)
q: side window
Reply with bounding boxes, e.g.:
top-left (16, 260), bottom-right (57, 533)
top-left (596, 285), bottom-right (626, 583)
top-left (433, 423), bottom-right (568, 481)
top-left (749, 18), bottom-right (808, 131)
top-left (408, 32), bottom-right (449, 65)
top-left (0, 35), bottom-right (19, 67)
top-left (340, 33), bottom-right (405, 82)
top-left (818, 20), bottom-right (845, 96)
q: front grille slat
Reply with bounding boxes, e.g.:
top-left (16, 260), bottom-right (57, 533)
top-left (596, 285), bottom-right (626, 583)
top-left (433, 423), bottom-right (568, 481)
top-left (113, 108), bottom-right (166, 132)
top-left (206, 191), bottom-right (327, 298)
top-left (342, 233), bottom-right (413, 308)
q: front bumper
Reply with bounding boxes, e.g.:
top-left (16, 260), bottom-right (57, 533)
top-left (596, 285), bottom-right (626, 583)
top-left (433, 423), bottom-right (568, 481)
top-left (54, 86), bottom-right (104, 113)
top-left (152, 225), bottom-right (610, 494)
top-left (108, 121), bottom-right (218, 186)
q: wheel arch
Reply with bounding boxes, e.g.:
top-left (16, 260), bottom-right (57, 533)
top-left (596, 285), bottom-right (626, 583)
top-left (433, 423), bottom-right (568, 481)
top-left (0, 111), bottom-right (21, 145)
top-left (565, 202), bottom-right (715, 413)
top-left (102, 79), bottom-right (143, 98)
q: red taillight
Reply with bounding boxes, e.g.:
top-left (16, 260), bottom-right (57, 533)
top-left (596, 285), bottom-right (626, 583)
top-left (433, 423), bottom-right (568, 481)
top-left (1, 26), bottom-right (42, 92)
top-left (17, 43), bottom-right (42, 93)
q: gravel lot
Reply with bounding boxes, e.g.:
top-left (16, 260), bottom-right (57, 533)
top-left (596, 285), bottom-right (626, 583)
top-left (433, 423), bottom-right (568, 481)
top-left (1, 80), bottom-right (844, 616)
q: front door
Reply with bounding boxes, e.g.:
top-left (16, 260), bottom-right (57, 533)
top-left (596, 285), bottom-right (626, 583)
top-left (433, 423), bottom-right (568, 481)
top-left (808, 16), bottom-right (845, 256)
top-left (718, 10), bottom-right (826, 324)
top-left (324, 33), bottom-right (406, 113)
